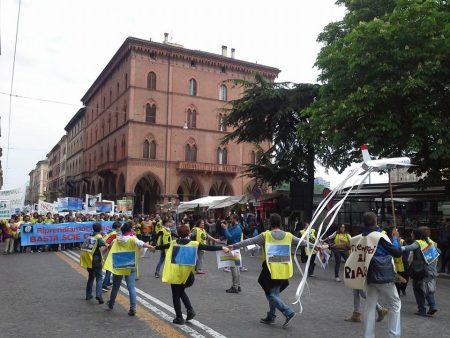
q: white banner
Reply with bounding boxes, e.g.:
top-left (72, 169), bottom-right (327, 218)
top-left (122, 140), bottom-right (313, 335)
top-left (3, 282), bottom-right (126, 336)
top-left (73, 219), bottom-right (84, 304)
top-left (85, 193), bottom-right (102, 213)
top-left (0, 185), bottom-right (26, 215)
top-left (0, 200), bottom-right (11, 220)
top-left (216, 249), bottom-right (242, 269)
top-left (38, 201), bottom-right (57, 215)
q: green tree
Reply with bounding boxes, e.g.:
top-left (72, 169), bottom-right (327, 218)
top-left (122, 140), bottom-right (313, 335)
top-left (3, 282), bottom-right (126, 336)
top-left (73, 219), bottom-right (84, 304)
top-left (309, 0), bottom-right (450, 184)
top-left (222, 74), bottom-right (320, 221)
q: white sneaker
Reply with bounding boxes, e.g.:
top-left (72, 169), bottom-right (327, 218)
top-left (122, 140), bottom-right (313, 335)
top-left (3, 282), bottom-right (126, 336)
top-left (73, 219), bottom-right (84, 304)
top-left (335, 277), bottom-right (342, 282)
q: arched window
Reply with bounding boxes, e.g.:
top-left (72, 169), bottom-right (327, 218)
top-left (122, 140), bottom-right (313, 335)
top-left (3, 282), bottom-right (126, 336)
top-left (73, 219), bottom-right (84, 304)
top-left (188, 78), bottom-right (197, 96)
top-left (121, 136), bottom-right (126, 158)
top-left (125, 73), bottom-right (128, 89)
top-left (147, 72), bottom-right (156, 90)
top-left (116, 82), bottom-right (120, 97)
top-left (149, 140), bottom-right (156, 159)
top-left (218, 114), bottom-right (226, 131)
top-left (115, 110), bottom-right (118, 128)
top-left (250, 151), bottom-right (256, 164)
top-left (103, 96), bottom-right (106, 109)
top-left (187, 109), bottom-right (196, 128)
top-left (143, 140), bottom-right (150, 158)
top-left (109, 89), bottom-right (112, 104)
top-left (217, 148), bottom-right (227, 164)
top-left (185, 144), bottom-right (197, 162)
top-left (219, 84), bottom-right (227, 101)
top-left (145, 103), bottom-right (156, 123)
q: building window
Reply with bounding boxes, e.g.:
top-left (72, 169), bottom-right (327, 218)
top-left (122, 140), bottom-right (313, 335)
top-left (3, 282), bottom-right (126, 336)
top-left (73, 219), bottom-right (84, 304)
top-left (125, 73), bottom-right (128, 89)
top-left (143, 140), bottom-right (150, 158)
top-left (147, 72), bottom-right (156, 90)
top-left (115, 111), bottom-right (118, 129)
top-left (217, 148), bottom-right (227, 164)
top-left (188, 78), bottom-right (197, 96)
top-left (121, 136), bottom-right (126, 158)
top-left (116, 82), bottom-right (120, 97)
top-left (108, 113), bottom-right (111, 132)
top-left (103, 97), bottom-right (106, 109)
top-left (113, 140), bottom-right (117, 161)
top-left (190, 60), bottom-right (196, 68)
top-left (106, 144), bottom-right (110, 162)
top-left (187, 109), bottom-right (196, 128)
top-left (145, 103), bottom-right (156, 123)
top-left (250, 151), bottom-right (256, 164)
top-left (185, 144), bottom-right (197, 162)
top-left (110, 89), bottom-right (112, 104)
top-left (218, 114), bottom-right (227, 131)
top-left (219, 84), bottom-right (227, 101)
top-left (149, 140), bottom-right (156, 159)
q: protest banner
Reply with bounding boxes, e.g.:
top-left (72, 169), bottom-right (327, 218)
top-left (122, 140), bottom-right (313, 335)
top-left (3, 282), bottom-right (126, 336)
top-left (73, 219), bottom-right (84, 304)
top-left (216, 250), bottom-right (242, 268)
top-left (38, 201), bottom-right (57, 214)
top-left (95, 201), bottom-right (114, 214)
top-left (0, 200), bottom-right (11, 220)
top-left (0, 185), bottom-right (26, 214)
top-left (20, 221), bottom-right (114, 246)
top-left (116, 199), bottom-right (133, 216)
top-left (85, 193), bottom-right (102, 213)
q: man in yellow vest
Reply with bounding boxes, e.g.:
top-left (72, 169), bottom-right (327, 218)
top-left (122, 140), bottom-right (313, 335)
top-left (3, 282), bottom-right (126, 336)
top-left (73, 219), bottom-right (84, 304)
top-left (150, 224), bottom-right (228, 324)
top-left (191, 219), bottom-right (219, 274)
top-left (104, 222), bottom-right (153, 316)
top-left (229, 213), bottom-right (306, 328)
top-left (80, 223), bottom-right (106, 304)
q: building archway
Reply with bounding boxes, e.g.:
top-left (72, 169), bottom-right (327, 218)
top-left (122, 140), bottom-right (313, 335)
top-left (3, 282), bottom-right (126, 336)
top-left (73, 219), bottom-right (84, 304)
top-left (209, 179), bottom-right (233, 196)
top-left (133, 174), bottom-right (162, 214)
top-left (176, 177), bottom-right (202, 202)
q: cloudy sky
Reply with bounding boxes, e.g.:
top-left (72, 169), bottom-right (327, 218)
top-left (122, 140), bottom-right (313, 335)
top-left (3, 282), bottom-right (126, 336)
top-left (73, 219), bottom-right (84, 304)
top-left (0, 0), bottom-right (383, 190)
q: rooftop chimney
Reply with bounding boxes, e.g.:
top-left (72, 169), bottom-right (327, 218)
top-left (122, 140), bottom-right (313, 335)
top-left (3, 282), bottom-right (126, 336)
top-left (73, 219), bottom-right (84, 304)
top-left (164, 33), bottom-right (169, 43)
top-left (221, 45), bottom-right (227, 57)
top-left (231, 48), bottom-right (235, 59)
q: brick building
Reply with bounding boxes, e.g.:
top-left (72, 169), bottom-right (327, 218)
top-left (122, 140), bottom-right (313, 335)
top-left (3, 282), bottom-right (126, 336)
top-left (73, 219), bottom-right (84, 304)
top-left (77, 35), bottom-right (279, 214)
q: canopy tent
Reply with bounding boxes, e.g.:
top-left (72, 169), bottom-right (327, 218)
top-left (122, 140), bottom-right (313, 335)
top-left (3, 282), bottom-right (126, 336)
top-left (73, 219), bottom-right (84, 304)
top-left (176, 195), bottom-right (247, 214)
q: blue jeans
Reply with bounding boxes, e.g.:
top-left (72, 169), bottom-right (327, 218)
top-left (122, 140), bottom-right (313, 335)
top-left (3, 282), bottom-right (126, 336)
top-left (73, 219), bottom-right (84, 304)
top-left (102, 270), bottom-right (112, 288)
top-left (155, 251), bottom-right (166, 273)
top-left (412, 278), bottom-right (426, 313)
top-left (334, 251), bottom-right (348, 278)
top-left (265, 285), bottom-right (295, 319)
top-left (109, 271), bottom-right (137, 310)
top-left (426, 291), bottom-right (436, 309)
top-left (86, 267), bottom-right (103, 298)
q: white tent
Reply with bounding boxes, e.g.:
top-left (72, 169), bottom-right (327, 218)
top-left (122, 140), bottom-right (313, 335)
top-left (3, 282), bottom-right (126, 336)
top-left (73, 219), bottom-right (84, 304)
top-left (176, 195), bottom-right (248, 214)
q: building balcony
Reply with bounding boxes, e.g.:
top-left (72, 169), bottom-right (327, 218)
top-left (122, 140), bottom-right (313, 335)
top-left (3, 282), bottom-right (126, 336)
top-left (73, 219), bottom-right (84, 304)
top-left (176, 161), bottom-right (241, 176)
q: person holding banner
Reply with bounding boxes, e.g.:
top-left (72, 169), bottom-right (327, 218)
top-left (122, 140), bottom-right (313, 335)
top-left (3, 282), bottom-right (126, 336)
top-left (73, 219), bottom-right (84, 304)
top-left (228, 213), bottom-right (309, 328)
top-left (402, 226), bottom-right (440, 316)
top-left (150, 224), bottom-right (229, 325)
top-left (104, 222), bottom-right (153, 316)
top-left (80, 223), bottom-right (106, 304)
top-left (101, 221), bottom-right (122, 292)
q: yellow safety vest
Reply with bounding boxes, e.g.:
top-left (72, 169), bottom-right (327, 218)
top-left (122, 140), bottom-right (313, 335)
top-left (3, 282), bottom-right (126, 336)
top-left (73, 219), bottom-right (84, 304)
top-left (103, 237), bottom-right (141, 276)
top-left (262, 230), bottom-right (293, 280)
top-left (393, 238), bottom-right (405, 272)
top-left (193, 227), bottom-right (207, 245)
top-left (154, 221), bottom-right (163, 235)
top-left (80, 233), bottom-right (103, 269)
top-left (300, 229), bottom-right (317, 255)
top-left (162, 240), bottom-right (199, 284)
top-left (334, 233), bottom-right (351, 245)
top-left (103, 230), bottom-right (118, 242)
top-left (157, 227), bottom-right (172, 247)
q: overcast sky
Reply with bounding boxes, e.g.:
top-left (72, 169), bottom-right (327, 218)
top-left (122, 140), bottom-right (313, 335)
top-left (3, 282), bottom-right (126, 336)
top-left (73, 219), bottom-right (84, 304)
top-left (0, 0), bottom-right (385, 190)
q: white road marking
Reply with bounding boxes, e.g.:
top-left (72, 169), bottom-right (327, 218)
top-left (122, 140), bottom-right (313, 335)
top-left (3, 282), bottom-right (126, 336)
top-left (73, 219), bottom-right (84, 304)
top-left (63, 250), bottom-right (227, 338)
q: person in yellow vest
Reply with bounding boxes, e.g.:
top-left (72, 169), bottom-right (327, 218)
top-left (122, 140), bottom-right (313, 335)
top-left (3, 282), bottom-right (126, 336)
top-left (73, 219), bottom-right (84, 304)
top-left (154, 219), bottom-right (177, 278)
top-left (150, 224), bottom-right (228, 324)
top-left (229, 213), bottom-right (308, 328)
top-left (386, 227), bottom-right (409, 296)
top-left (80, 223), bottom-right (106, 304)
top-left (101, 221), bottom-right (122, 292)
top-left (191, 219), bottom-right (220, 274)
top-left (325, 224), bottom-right (351, 282)
top-left (104, 222), bottom-right (153, 316)
top-left (300, 223), bottom-right (317, 277)
top-left (402, 226), bottom-right (440, 316)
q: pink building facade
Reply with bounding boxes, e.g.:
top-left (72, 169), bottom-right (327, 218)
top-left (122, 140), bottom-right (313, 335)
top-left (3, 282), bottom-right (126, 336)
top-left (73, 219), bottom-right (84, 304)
top-left (79, 36), bottom-right (279, 214)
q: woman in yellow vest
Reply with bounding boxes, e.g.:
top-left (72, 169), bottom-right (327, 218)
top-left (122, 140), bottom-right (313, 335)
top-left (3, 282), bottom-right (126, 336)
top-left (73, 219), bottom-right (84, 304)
top-left (230, 213), bottom-right (309, 328)
top-left (104, 222), bottom-right (153, 316)
top-left (325, 224), bottom-right (351, 282)
top-left (79, 223), bottom-right (106, 304)
top-left (386, 227), bottom-right (409, 296)
top-left (150, 224), bottom-right (228, 325)
top-left (402, 226), bottom-right (440, 316)
top-left (154, 219), bottom-right (176, 278)
top-left (299, 223), bottom-right (317, 277)
top-left (191, 219), bottom-right (220, 274)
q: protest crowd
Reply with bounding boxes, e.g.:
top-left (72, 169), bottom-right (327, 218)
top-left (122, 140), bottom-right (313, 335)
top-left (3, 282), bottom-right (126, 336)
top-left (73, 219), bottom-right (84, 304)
top-left (0, 209), bottom-right (447, 337)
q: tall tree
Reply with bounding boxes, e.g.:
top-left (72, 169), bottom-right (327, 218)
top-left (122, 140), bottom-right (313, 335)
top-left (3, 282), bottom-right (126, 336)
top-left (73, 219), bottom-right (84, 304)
top-left (222, 74), bottom-right (320, 221)
top-left (309, 0), bottom-right (450, 184)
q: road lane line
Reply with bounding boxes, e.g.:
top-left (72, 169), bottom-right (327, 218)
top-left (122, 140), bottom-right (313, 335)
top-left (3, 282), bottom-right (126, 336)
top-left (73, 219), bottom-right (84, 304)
top-left (67, 249), bottom-right (228, 338)
top-left (56, 251), bottom-right (186, 338)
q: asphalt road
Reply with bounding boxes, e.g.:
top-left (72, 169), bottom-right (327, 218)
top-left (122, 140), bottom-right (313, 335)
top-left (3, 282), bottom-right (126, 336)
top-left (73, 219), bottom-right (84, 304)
top-left (1, 243), bottom-right (449, 338)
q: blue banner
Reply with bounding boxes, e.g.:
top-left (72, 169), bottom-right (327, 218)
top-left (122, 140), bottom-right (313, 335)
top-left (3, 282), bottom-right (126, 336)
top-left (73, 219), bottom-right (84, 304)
top-left (20, 221), bottom-right (114, 246)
